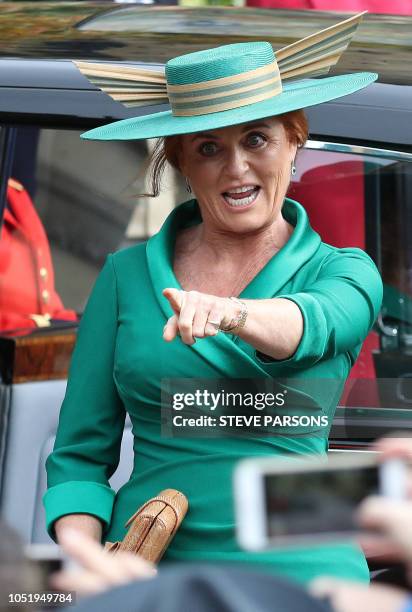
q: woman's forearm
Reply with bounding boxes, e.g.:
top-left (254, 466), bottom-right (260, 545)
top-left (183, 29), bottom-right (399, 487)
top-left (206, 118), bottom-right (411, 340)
top-left (235, 298), bottom-right (303, 360)
top-left (162, 289), bottom-right (303, 357)
top-left (54, 514), bottom-right (103, 545)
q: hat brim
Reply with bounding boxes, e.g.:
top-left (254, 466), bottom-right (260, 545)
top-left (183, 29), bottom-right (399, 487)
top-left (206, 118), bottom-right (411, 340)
top-left (81, 72), bottom-right (377, 141)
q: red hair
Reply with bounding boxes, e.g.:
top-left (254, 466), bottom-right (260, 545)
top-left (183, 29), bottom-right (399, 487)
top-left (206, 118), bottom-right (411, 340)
top-left (279, 109), bottom-right (308, 148)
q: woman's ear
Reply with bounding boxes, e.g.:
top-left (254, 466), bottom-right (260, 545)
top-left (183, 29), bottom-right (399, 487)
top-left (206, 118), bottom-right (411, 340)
top-left (290, 144), bottom-right (298, 177)
top-left (290, 143), bottom-right (298, 164)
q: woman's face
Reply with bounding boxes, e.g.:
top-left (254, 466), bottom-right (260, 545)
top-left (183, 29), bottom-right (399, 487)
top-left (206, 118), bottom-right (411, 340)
top-left (178, 117), bottom-right (297, 234)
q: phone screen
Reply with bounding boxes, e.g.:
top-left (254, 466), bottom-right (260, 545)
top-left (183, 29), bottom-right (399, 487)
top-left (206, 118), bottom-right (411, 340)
top-left (25, 545), bottom-right (65, 590)
top-left (264, 464), bottom-right (379, 538)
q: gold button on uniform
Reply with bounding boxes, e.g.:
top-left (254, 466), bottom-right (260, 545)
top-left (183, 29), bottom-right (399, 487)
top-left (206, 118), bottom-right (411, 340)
top-left (8, 178), bottom-right (24, 192)
top-left (40, 267), bottom-right (48, 280)
top-left (42, 289), bottom-right (50, 303)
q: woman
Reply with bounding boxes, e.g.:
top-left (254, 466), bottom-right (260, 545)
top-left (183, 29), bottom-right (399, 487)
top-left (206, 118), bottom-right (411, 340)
top-left (44, 23), bottom-right (383, 584)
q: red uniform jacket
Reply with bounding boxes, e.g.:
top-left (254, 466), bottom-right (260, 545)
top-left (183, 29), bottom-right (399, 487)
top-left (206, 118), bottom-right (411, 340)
top-left (0, 179), bottom-right (77, 332)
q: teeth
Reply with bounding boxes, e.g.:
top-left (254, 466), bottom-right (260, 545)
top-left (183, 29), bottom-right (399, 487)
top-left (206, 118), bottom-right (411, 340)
top-left (224, 189), bottom-right (259, 207)
top-left (227, 185), bottom-right (256, 194)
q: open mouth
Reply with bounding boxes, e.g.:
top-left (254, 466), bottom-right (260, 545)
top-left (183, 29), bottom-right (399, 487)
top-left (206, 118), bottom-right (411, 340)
top-left (222, 185), bottom-right (260, 208)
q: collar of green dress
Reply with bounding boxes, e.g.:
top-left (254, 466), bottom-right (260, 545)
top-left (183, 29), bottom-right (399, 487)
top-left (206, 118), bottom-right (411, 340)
top-left (145, 197), bottom-right (321, 373)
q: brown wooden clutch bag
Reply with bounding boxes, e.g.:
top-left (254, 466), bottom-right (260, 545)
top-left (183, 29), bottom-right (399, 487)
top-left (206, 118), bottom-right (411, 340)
top-left (104, 489), bottom-right (188, 564)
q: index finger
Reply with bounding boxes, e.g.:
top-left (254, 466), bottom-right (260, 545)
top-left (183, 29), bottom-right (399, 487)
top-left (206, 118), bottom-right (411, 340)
top-left (162, 288), bottom-right (183, 315)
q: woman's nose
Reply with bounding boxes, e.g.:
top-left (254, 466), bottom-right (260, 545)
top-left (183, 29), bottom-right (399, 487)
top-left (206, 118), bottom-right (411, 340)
top-left (223, 147), bottom-right (249, 178)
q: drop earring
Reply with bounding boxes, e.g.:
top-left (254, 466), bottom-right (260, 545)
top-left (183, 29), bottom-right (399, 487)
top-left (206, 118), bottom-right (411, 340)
top-left (185, 177), bottom-right (192, 193)
top-left (291, 159), bottom-right (297, 176)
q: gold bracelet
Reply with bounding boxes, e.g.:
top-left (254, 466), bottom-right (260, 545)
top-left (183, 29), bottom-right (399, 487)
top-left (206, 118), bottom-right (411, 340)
top-left (220, 297), bottom-right (248, 333)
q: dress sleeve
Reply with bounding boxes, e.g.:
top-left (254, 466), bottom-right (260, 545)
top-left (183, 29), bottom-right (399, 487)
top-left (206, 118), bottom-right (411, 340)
top-left (43, 255), bottom-right (126, 540)
top-left (257, 248), bottom-right (383, 369)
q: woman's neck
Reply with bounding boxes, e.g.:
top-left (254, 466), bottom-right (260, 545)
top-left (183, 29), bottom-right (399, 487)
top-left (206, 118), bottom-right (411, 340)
top-left (174, 212), bottom-right (294, 296)
top-left (185, 214), bottom-right (293, 265)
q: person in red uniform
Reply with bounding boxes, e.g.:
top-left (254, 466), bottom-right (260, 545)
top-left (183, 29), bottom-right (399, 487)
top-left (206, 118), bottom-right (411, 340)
top-left (0, 178), bottom-right (77, 333)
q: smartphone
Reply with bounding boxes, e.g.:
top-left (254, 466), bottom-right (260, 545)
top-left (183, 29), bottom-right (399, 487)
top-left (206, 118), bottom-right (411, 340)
top-left (234, 452), bottom-right (407, 551)
top-left (24, 544), bottom-right (69, 590)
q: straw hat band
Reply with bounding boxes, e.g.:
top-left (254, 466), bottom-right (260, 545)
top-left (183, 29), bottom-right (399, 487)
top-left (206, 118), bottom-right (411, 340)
top-left (168, 73), bottom-right (280, 103)
top-left (170, 80), bottom-right (282, 116)
top-left (167, 60), bottom-right (282, 117)
top-left (166, 60), bottom-right (278, 93)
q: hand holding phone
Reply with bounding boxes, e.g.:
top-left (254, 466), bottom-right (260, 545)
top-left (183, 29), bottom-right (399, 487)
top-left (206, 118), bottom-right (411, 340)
top-left (24, 544), bottom-right (69, 591)
top-left (234, 453), bottom-right (407, 551)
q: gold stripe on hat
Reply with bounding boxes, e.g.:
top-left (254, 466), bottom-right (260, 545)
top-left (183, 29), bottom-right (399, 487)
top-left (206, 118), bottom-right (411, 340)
top-left (105, 89), bottom-right (168, 96)
top-left (166, 60), bottom-right (279, 94)
top-left (74, 61), bottom-right (166, 84)
top-left (168, 60), bottom-right (281, 116)
top-left (168, 74), bottom-right (280, 104)
top-left (172, 87), bottom-right (282, 117)
top-left (112, 93), bottom-right (170, 101)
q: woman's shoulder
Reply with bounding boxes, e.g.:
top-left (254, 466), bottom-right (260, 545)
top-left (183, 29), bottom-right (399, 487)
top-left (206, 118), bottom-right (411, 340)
top-left (317, 241), bottom-right (378, 271)
top-left (110, 241), bottom-right (148, 269)
top-left (99, 243), bottom-right (150, 290)
top-left (314, 241), bottom-right (383, 303)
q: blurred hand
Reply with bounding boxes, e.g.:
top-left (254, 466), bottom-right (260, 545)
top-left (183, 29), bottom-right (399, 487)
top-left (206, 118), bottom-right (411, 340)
top-left (162, 288), bottom-right (238, 344)
top-left (50, 528), bottom-right (157, 598)
top-left (310, 578), bottom-right (409, 612)
top-left (357, 435), bottom-right (412, 563)
top-left (357, 496), bottom-right (412, 577)
top-left (373, 437), bottom-right (412, 498)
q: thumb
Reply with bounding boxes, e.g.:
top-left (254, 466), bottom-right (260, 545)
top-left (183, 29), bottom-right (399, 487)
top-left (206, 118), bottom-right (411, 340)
top-left (162, 288), bottom-right (183, 314)
top-left (357, 496), bottom-right (399, 529)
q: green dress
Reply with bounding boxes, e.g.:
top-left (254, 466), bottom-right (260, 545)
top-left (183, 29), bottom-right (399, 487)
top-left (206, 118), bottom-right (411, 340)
top-left (43, 197), bottom-right (383, 584)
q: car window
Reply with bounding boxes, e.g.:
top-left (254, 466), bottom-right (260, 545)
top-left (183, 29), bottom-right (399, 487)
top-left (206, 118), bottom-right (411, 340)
top-left (1, 126), bottom-right (185, 322)
top-left (290, 145), bottom-right (412, 411)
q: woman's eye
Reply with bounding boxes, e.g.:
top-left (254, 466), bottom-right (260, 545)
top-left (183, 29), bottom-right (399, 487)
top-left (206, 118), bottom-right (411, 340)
top-left (199, 142), bottom-right (218, 156)
top-left (247, 133), bottom-right (266, 147)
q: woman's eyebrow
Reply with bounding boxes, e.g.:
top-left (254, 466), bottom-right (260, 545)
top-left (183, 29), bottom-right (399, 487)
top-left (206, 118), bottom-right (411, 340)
top-left (241, 122), bottom-right (271, 131)
top-left (190, 132), bottom-right (218, 142)
top-left (190, 121), bottom-right (272, 142)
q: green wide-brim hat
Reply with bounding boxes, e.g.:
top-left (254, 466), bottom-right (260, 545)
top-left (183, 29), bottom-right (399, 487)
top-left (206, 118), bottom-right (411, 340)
top-left (78, 12), bottom-right (377, 142)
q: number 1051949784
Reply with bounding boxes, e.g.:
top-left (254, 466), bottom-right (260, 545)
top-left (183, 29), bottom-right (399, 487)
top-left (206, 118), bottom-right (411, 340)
top-left (7, 592), bottom-right (74, 606)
